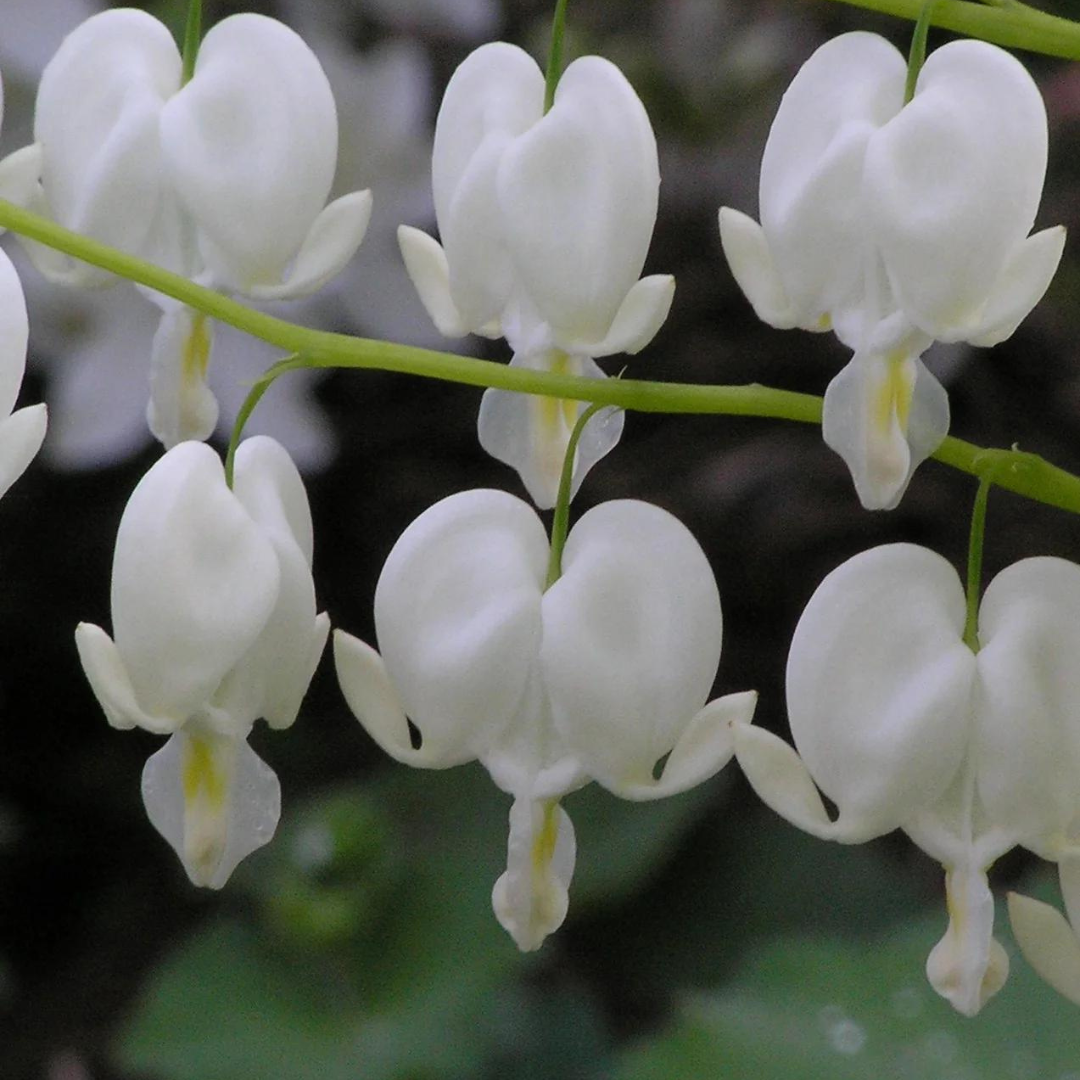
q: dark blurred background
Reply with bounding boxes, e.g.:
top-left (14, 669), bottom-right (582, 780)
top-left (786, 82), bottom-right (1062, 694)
top-left (4, 1), bottom-right (1080, 1077)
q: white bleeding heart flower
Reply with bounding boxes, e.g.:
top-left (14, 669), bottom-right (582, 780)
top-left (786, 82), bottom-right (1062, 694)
top-left (30, 9), bottom-right (373, 450)
top-left (732, 544), bottom-right (1080, 1016)
top-left (75, 437), bottom-right (329, 888)
top-left (0, 247), bottom-right (47, 500)
top-left (719, 33), bottom-right (1064, 509)
top-left (399, 44), bottom-right (674, 507)
top-left (334, 489), bottom-right (755, 950)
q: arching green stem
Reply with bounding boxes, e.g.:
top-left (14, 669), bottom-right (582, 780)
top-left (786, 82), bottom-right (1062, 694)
top-left (904, 0), bottom-right (937, 103)
top-left (821, 0), bottom-right (1080, 59)
top-left (963, 471), bottom-right (995, 651)
top-left (546, 402), bottom-right (608, 589)
top-left (2, 198), bottom-right (1080, 514)
top-left (544, 0), bottom-right (571, 113)
top-left (180, 0), bottom-right (203, 85)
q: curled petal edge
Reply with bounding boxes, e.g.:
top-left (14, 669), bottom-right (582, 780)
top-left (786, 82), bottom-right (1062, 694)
top-left (333, 630), bottom-right (474, 769)
top-left (247, 190), bottom-right (373, 301)
top-left (397, 225), bottom-right (470, 338)
top-left (606, 690), bottom-right (756, 802)
top-left (1008, 890), bottom-right (1080, 1007)
top-left (719, 207), bottom-right (803, 331)
top-left (578, 274), bottom-right (675, 358)
top-left (75, 622), bottom-right (182, 735)
top-left (0, 403), bottom-right (47, 502)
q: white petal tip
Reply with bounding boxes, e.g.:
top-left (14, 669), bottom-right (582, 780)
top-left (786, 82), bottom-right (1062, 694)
top-left (397, 225), bottom-right (469, 338)
top-left (718, 207), bottom-right (797, 330)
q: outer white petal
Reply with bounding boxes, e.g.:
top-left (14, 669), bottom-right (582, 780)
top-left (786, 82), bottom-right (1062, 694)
top-left (866, 40), bottom-right (1049, 337)
top-left (758, 32), bottom-right (906, 325)
top-left (614, 691), bottom-right (757, 802)
top-left (974, 558), bottom-right (1080, 854)
top-left (584, 274), bottom-right (675, 358)
top-left (964, 226), bottom-right (1066, 347)
top-left (0, 246), bottom-right (30, 419)
top-left (110, 442), bottom-right (280, 722)
top-left (718, 207), bottom-right (798, 331)
top-left (926, 867), bottom-right (1009, 1016)
top-left (786, 544), bottom-right (975, 835)
top-left (397, 225), bottom-right (469, 338)
top-left (822, 349), bottom-right (949, 511)
top-left (477, 352), bottom-right (623, 509)
top-left (160, 14), bottom-right (338, 292)
top-left (540, 500), bottom-right (722, 791)
top-left (247, 189), bottom-right (372, 301)
top-left (216, 437), bottom-right (328, 730)
top-left (373, 489), bottom-right (548, 764)
top-left (146, 307), bottom-right (219, 450)
top-left (433, 43), bottom-right (543, 330)
top-left (0, 145), bottom-right (44, 209)
top-left (1008, 891), bottom-right (1080, 1007)
top-left (33, 9), bottom-right (181, 280)
top-left (141, 730), bottom-right (281, 889)
top-left (498, 56), bottom-right (659, 343)
top-left (491, 797), bottom-right (576, 951)
top-left (0, 404), bottom-right (47, 502)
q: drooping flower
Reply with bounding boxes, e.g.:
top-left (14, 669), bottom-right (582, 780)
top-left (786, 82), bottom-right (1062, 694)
top-left (0, 247), bottom-right (47, 500)
top-left (731, 544), bottom-right (1080, 1015)
top-left (719, 33), bottom-right (1063, 509)
top-left (400, 44), bottom-right (674, 507)
top-left (28, 9), bottom-right (372, 448)
top-left (75, 437), bottom-right (329, 887)
top-left (334, 489), bottom-right (755, 949)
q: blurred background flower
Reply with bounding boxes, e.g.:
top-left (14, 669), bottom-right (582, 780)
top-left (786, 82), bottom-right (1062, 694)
top-left (3, 1), bottom-right (1080, 1078)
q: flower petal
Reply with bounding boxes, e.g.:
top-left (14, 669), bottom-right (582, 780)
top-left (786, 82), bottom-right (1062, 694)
top-left (373, 489), bottom-right (547, 763)
top-left (585, 274), bottom-right (675, 357)
top-left (141, 729), bottom-right (281, 888)
top-left (718, 207), bottom-right (798, 330)
top-left (0, 144), bottom-right (44, 210)
top-left (397, 225), bottom-right (470, 338)
top-left (491, 796), bottom-right (576, 951)
top-left (1008, 890), bottom-right (1080, 1007)
top-left (146, 307), bottom-right (219, 450)
top-left (498, 56), bottom-right (659, 342)
top-left (0, 404), bottom-right (47, 502)
top-left (786, 544), bottom-right (975, 834)
top-left (540, 500), bottom-right (722, 791)
top-left (477, 352), bottom-right (623, 509)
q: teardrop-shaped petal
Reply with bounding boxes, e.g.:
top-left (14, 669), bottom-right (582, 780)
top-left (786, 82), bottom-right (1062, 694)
top-left (964, 225), bottom-right (1066, 348)
top-left (110, 442), bottom-right (280, 724)
top-left (613, 690), bottom-right (756, 802)
top-left (497, 56), bottom-right (659, 343)
top-left (758, 32), bottom-right (906, 326)
top-left (822, 349), bottom-right (949, 511)
top-left (34, 9), bottom-right (181, 281)
top-left (146, 307), bottom-right (219, 450)
top-left (1008, 890), bottom-right (1080, 1007)
top-left (373, 489), bottom-right (548, 764)
top-left (926, 867), bottom-right (1008, 1016)
top-left (477, 352), bottom-right (623, 509)
top-left (160, 14), bottom-right (339, 292)
top-left (540, 500), bottom-right (722, 791)
top-left (974, 557), bottom-right (1080, 854)
top-left (397, 225), bottom-right (470, 338)
top-left (247, 189), bottom-right (372, 301)
top-left (491, 796), bottom-right (576, 951)
top-left (786, 544), bottom-right (975, 835)
top-left (141, 729), bottom-right (281, 889)
top-left (865, 39), bottom-right (1049, 338)
top-left (0, 404), bottom-right (47, 503)
top-left (585, 274), bottom-right (675, 358)
top-left (718, 207), bottom-right (798, 331)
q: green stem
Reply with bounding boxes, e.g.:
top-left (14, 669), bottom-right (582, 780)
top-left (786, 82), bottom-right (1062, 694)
top-left (904, 1), bottom-right (937, 104)
top-left (820, 0), bottom-right (1080, 59)
top-left (223, 354), bottom-right (303, 488)
top-left (3, 198), bottom-right (1080, 515)
top-left (546, 402), bottom-right (607, 588)
top-left (180, 0), bottom-right (203, 85)
top-left (963, 470), bottom-right (995, 651)
top-left (544, 0), bottom-right (570, 112)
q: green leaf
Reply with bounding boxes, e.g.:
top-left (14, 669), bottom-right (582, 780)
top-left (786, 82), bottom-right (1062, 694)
top-left (614, 878), bottom-right (1080, 1080)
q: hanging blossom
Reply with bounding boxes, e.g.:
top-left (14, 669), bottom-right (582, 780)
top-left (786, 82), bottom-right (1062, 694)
top-left (334, 489), bottom-right (756, 949)
top-left (719, 33), bottom-right (1064, 509)
top-left (0, 71), bottom-right (47, 498)
top-left (399, 44), bottom-right (674, 507)
top-left (27, 9), bottom-right (372, 450)
top-left (731, 544), bottom-right (1080, 1015)
top-left (75, 438), bottom-right (329, 888)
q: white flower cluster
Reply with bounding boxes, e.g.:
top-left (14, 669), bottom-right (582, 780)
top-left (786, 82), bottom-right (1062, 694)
top-left (0, 2), bottom-right (1078, 1022)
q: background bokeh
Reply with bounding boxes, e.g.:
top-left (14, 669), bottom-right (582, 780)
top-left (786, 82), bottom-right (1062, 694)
top-left (4, 1), bottom-right (1080, 1077)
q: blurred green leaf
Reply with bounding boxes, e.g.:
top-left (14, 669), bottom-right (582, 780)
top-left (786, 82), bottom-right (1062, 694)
top-left (614, 880), bottom-right (1080, 1080)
